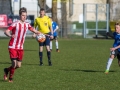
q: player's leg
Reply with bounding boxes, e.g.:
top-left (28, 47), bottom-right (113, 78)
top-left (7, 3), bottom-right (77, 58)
top-left (39, 43), bottom-right (44, 66)
top-left (8, 60), bottom-right (17, 82)
top-left (45, 35), bottom-right (52, 66)
top-left (50, 39), bottom-right (53, 51)
top-left (55, 36), bottom-right (59, 52)
top-left (16, 61), bottom-right (22, 68)
top-left (117, 53), bottom-right (120, 67)
top-left (8, 49), bottom-right (24, 82)
top-left (4, 49), bottom-right (17, 82)
top-left (4, 68), bottom-right (8, 80)
top-left (8, 50), bottom-right (23, 82)
top-left (4, 60), bottom-right (17, 82)
top-left (15, 50), bottom-right (23, 69)
top-left (105, 50), bottom-right (117, 74)
top-left (46, 46), bottom-right (52, 66)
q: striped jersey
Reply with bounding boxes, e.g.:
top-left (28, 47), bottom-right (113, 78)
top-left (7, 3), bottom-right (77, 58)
top-left (8, 20), bottom-right (33, 50)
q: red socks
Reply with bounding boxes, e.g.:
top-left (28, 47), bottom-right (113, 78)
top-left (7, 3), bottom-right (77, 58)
top-left (7, 66), bottom-right (15, 79)
top-left (9, 67), bottom-right (15, 79)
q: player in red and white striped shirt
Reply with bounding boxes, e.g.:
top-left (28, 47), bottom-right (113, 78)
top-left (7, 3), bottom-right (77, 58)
top-left (3, 7), bottom-right (40, 82)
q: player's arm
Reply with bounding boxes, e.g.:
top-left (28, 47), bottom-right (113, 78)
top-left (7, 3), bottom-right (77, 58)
top-left (54, 23), bottom-right (59, 32)
top-left (32, 19), bottom-right (37, 37)
top-left (50, 26), bottom-right (53, 35)
top-left (54, 26), bottom-right (59, 33)
top-left (48, 18), bottom-right (53, 35)
top-left (4, 25), bottom-right (15, 38)
top-left (110, 45), bottom-right (120, 51)
top-left (49, 24), bottom-right (54, 39)
top-left (28, 23), bottom-right (40, 36)
top-left (29, 27), bottom-right (40, 35)
top-left (34, 18), bottom-right (38, 29)
top-left (4, 29), bottom-right (12, 38)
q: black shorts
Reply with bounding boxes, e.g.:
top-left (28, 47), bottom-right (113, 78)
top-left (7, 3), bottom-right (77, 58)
top-left (39, 33), bottom-right (50, 46)
top-left (111, 50), bottom-right (120, 59)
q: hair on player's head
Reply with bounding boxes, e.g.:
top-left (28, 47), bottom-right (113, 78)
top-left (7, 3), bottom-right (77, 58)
top-left (115, 22), bottom-right (120, 26)
top-left (19, 7), bottom-right (27, 15)
top-left (40, 8), bottom-right (45, 11)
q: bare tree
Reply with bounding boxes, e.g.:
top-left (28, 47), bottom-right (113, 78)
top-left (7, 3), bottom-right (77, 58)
top-left (69, 0), bottom-right (73, 17)
top-left (107, 0), bottom-right (120, 21)
top-left (52, 0), bottom-right (57, 22)
top-left (37, 0), bottom-right (46, 9)
top-left (61, 1), bottom-right (67, 37)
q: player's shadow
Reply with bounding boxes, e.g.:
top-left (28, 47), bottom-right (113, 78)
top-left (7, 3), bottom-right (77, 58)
top-left (78, 69), bottom-right (102, 72)
top-left (60, 69), bottom-right (116, 73)
top-left (22, 63), bottom-right (39, 66)
top-left (24, 49), bottom-right (37, 51)
top-left (22, 63), bottom-right (52, 66)
top-left (0, 62), bottom-right (11, 65)
top-left (0, 80), bottom-right (8, 83)
top-left (79, 70), bottom-right (115, 73)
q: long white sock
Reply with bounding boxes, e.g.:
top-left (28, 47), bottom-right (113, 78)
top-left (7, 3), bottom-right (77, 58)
top-left (106, 58), bottom-right (113, 70)
top-left (56, 41), bottom-right (59, 49)
top-left (50, 41), bottom-right (52, 49)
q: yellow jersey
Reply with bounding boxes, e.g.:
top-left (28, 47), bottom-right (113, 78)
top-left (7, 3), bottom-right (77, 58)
top-left (34, 16), bottom-right (52, 34)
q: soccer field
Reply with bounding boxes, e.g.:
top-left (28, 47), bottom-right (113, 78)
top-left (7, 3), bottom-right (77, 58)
top-left (0, 38), bottom-right (120, 90)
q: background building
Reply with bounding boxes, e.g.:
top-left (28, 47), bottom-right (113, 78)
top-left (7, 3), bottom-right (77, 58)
top-left (10, 0), bottom-right (107, 21)
top-left (11, 0), bottom-right (38, 18)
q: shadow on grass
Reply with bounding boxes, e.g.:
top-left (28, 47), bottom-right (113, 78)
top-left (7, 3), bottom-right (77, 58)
top-left (0, 79), bottom-right (13, 83)
top-left (79, 70), bottom-right (115, 73)
top-left (0, 80), bottom-right (7, 83)
top-left (60, 69), bottom-right (116, 73)
top-left (22, 63), bottom-right (39, 66)
top-left (0, 62), bottom-right (11, 65)
top-left (24, 49), bottom-right (37, 51)
top-left (0, 61), bottom-right (39, 66)
top-left (22, 63), bottom-right (52, 66)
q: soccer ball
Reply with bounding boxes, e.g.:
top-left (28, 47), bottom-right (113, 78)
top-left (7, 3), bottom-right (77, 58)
top-left (36, 33), bottom-right (46, 43)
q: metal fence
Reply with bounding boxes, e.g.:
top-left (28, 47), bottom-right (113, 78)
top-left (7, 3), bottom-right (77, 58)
top-left (65, 3), bottom-right (109, 38)
top-left (83, 3), bottom-right (109, 38)
top-left (0, 2), bottom-right (109, 39)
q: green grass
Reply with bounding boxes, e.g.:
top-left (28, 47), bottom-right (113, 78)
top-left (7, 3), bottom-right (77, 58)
top-left (72, 21), bottom-right (107, 29)
top-left (0, 38), bottom-right (120, 90)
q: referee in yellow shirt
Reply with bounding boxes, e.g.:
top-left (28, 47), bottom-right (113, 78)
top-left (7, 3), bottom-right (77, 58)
top-left (33, 8), bottom-right (53, 66)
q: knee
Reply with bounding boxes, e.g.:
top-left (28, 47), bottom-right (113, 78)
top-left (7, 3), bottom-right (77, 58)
top-left (16, 65), bottom-right (21, 68)
top-left (12, 64), bottom-right (17, 68)
top-left (110, 55), bottom-right (115, 59)
top-left (46, 46), bottom-right (50, 51)
top-left (40, 47), bottom-right (43, 52)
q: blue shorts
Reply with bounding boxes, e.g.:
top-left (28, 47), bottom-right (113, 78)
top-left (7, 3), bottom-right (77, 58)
top-left (39, 33), bottom-right (50, 46)
top-left (53, 36), bottom-right (57, 39)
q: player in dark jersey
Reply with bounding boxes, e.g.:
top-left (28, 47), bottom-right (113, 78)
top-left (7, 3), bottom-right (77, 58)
top-left (105, 22), bottom-right (120, 74)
